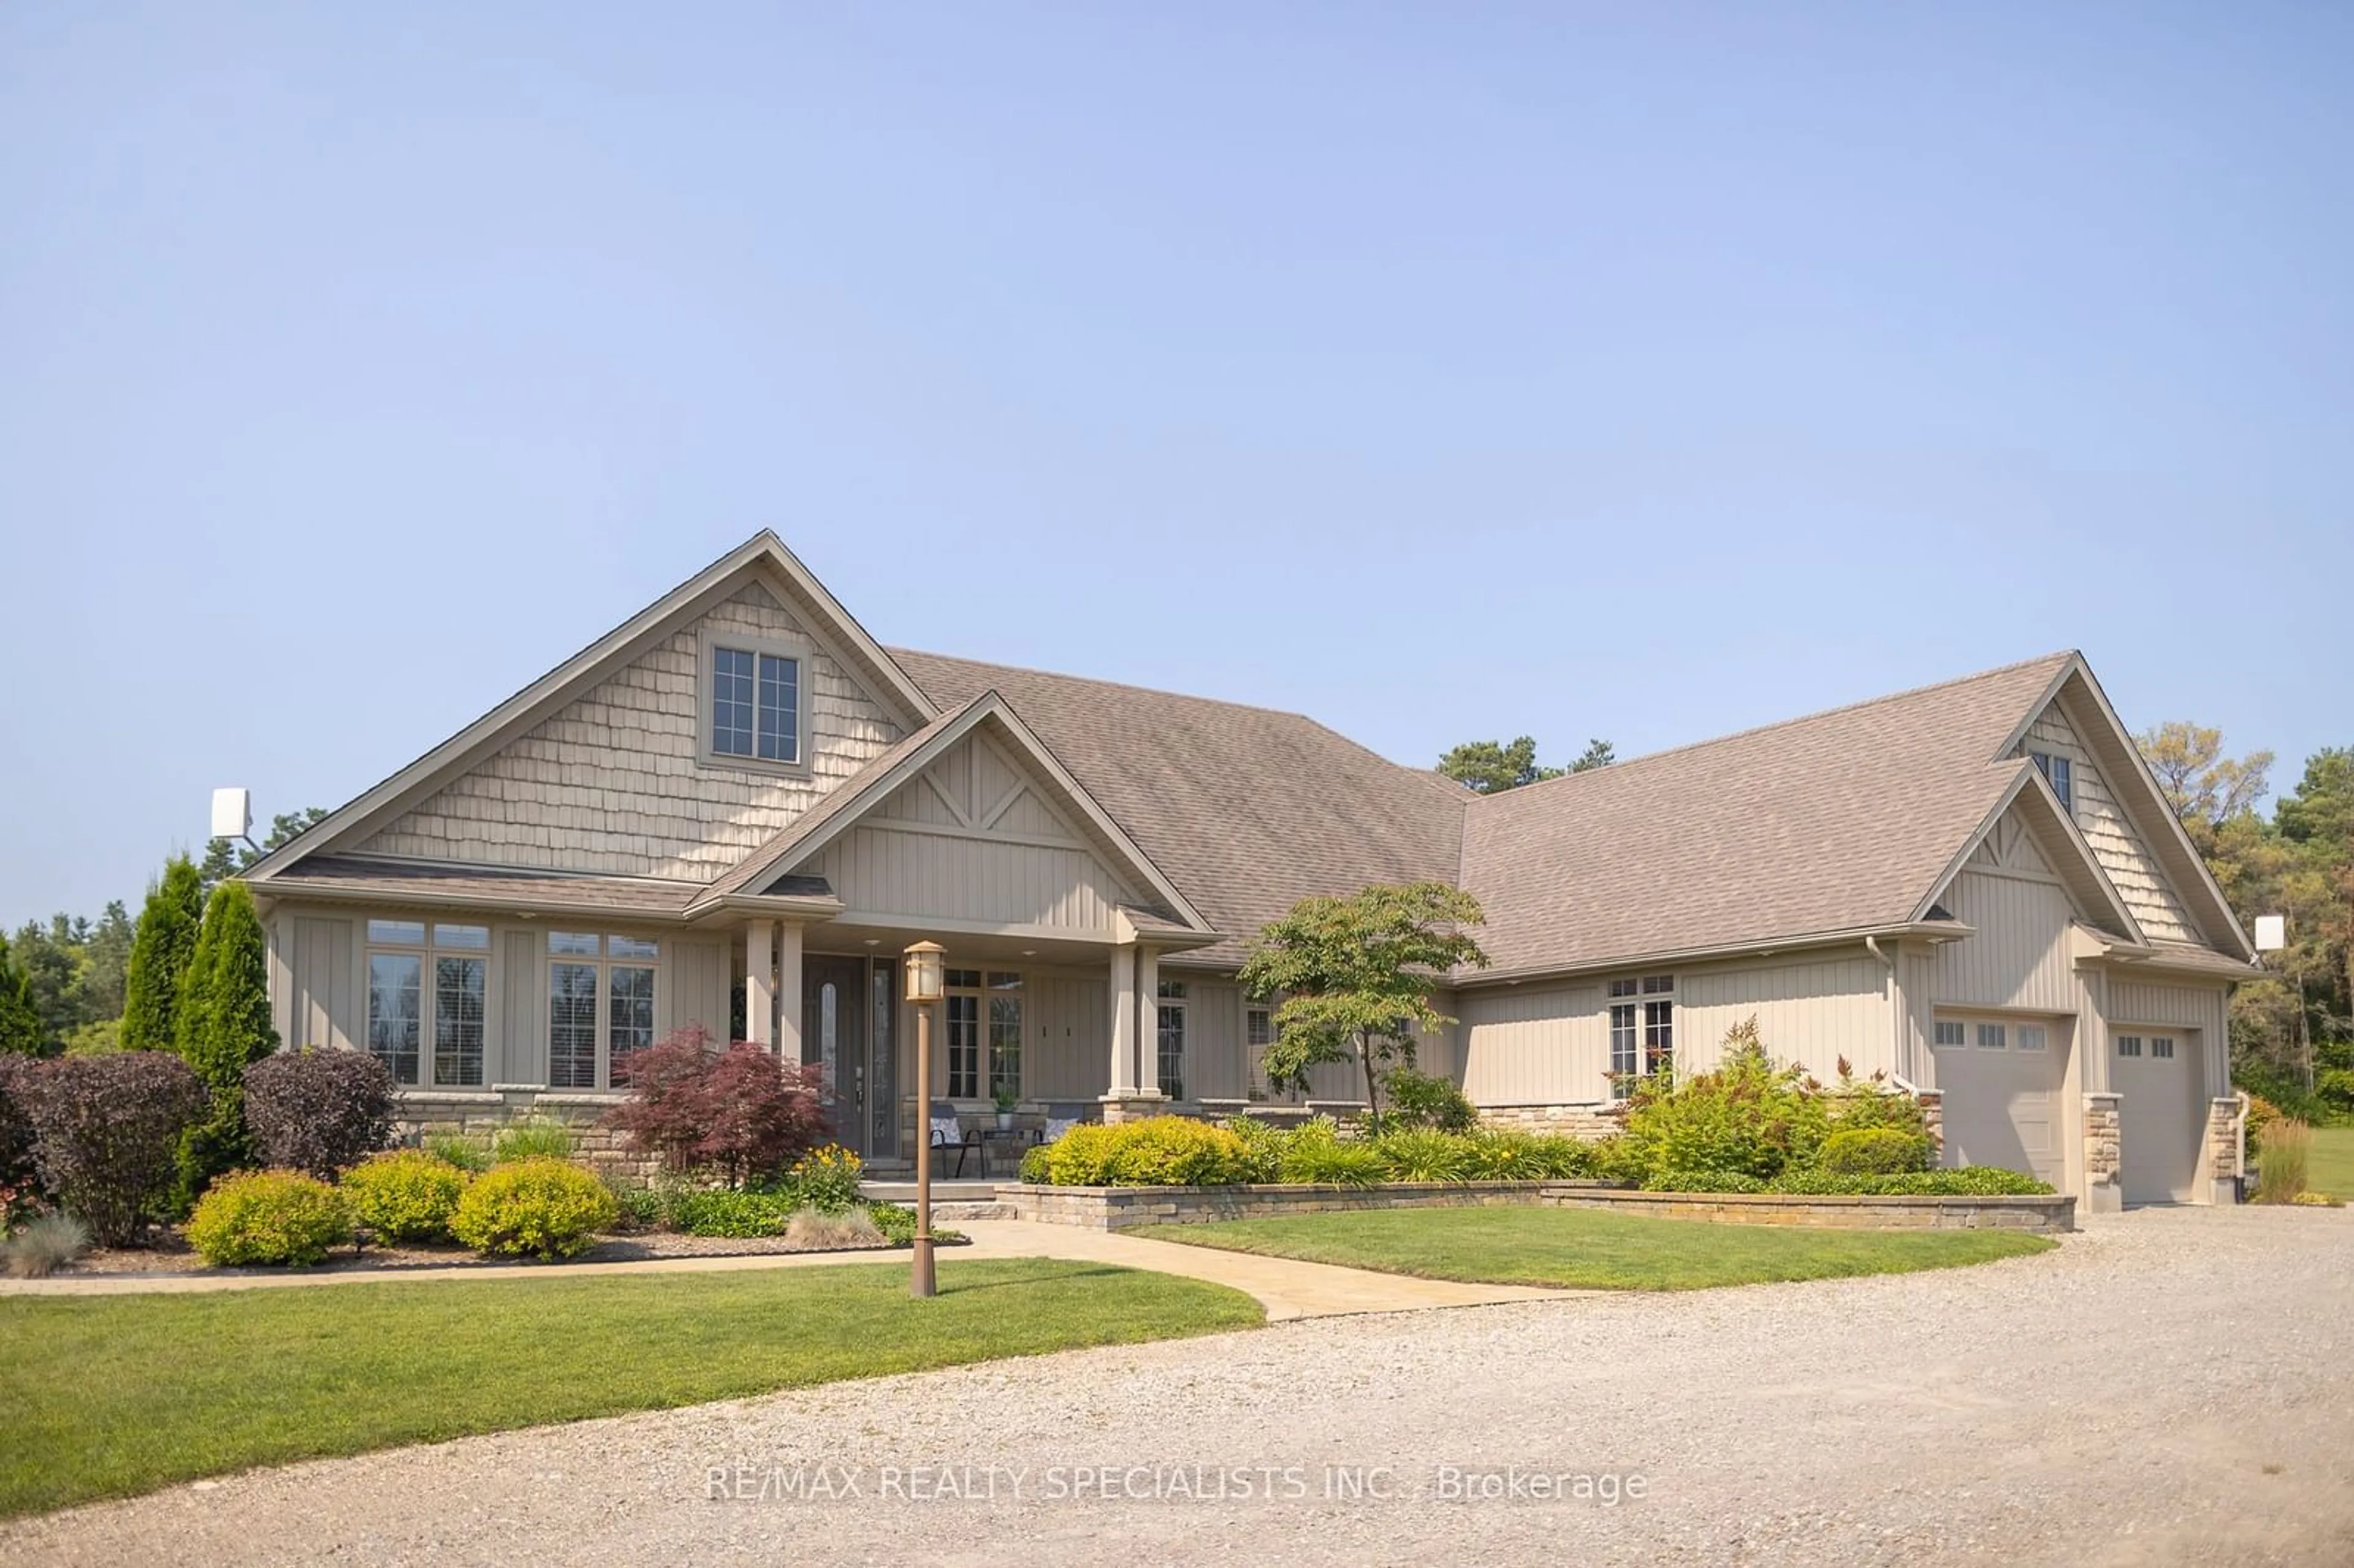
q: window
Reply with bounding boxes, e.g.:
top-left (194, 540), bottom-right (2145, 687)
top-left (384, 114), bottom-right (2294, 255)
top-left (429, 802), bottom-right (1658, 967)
top-left (944, 969), bottom-right (985, 1098)
top-left (365, 921), bottom-right (489, 1087)
top-left (1643, 997), bottom-right (1674, 1075)
top-left (2150, 1035), bottom-right (2176, 1060)
top-left (1156, 979), bottom-right (1187, 1102)
top-left (1609, 1003), bottom-right (1639, 1086)
top-left (2017, 1024), bottom-right (2048, 1052)
top-left (1977, 1022), bottom-right (2008, 1050)
top-left (1933, 1020), bottom-right (1967, 1048)
top-left (2116, 1034), bottom-right (2143, 1058)
top-left (1246, 1007), bottom-right (1274, 1051)
top-left (709, 642), bottom-right (801, 765)
top-left (989, 972), bottom-right (1023, 1100)
top-left (1608, 978), bottom-right (1639, 999)
top-left (2030, 751), bottom-right (2074, 812)
top-left (546, 932), bottom-right (658, 1089)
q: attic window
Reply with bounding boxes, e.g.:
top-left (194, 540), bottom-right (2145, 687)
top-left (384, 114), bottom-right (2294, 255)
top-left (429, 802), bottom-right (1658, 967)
top-left (2030, 751), bottom-right (2074, 812)
top-left (710, 644), bottom-right (801, 766)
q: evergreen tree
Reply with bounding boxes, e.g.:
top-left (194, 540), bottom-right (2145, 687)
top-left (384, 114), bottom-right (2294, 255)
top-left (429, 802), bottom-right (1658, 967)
top-left (0, 933), bottom-right (47, 1055)
top-left (173, 881), bottom-right (282, 1198)
top-left (121, 856), bottom-right (204, 1051)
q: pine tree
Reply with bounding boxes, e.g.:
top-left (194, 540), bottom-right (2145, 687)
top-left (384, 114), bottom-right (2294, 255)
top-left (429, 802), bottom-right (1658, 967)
top-left (0, 933), bottom-right (47, 1055)
top-left (121, 856), bottom-right (204, 1051)
top-left (174, 881), bottom-right (282, 1198)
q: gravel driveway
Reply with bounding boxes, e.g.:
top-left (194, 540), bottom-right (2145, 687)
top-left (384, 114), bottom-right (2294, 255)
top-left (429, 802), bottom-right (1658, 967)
top-left (6, 1207), bottom-right (2349, 1567)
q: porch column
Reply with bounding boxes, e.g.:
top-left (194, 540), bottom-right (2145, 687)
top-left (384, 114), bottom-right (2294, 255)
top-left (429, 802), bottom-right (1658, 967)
top-left (745, 921), bottom-right (775, 1049)
top-left (1107, 942), bottom-right (1138, 1096)
top-left (1134, 947), bottom-right (1162, 1096)
top-left (775, 922), bottom-right (804, 1064)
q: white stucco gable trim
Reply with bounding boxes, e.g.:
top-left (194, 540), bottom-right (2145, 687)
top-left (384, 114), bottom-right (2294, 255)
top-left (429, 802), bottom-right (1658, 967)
top-left (245, 532), bottom-right (937, 884)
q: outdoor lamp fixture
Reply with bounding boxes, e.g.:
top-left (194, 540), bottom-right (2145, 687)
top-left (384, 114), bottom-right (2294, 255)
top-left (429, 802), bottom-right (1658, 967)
top-left (904, 941), bottom-right (945, 1298)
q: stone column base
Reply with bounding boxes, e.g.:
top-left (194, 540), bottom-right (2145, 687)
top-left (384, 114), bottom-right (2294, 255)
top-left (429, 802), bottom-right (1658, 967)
top-left (2084, 1092), bottom-right (2122, 1211)
top-left (1099, 1093), bottom-right (1168, 1125)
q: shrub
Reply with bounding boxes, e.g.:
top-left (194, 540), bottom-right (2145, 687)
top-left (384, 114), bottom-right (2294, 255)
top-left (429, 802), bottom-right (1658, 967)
top-left (4, 1212), bottom-right (91, 1278)
top-left (17, 1052), bottom-right (208, 1245)
top-left (2253, 1120), bottom-right (2311, 1205)
top-left (1380, 1067), bottom-right (1477, 1133)
top-left (451, 1157), bottom-right (617, 1258)
top-left (674, 1187), bottom-right (795, 1238)
top-left (603, 1026), bottom-right (831, 1184)
top-left (1018, 1144), bottom-right (1053, 1184)
top-left (187, 1169), bottom-right (355, 1266)
top-left (243, 1048), bottom-right (394, 1180)
top-left (788, 1145), bottom-right (865, 1213)
top-left (1815, 1127), bottom-right (1934, 1176)
top-left (1460, 1129), bottom-right (1596, 1180)
top-left (1222, 1115), bottom-right (1293, 1183)
top-left (1617, 1018), bottom-right (1832, 1182)
top-left (341, 1151), bottom-right (470, 1243)
top-left (173, 881), bottom-right (281, 1202)
top-left (1278, 1140), bottom-right (1386, 1187)
top-left (1107, 1119), bottom-right (1253, 1186)
top-left (785, 1206), bottom-right (886, 1250)
top-left (0, 1054), bottom-right (39, 1198)
top-left (1649, 1166), bottom-right (2054, 1197)
top-left (2290, 1190), bottom-right (2343, 1208)
top-left (492, 1118), bottom-right (575, 1164)
top-left (866, 1200), bottom-right (918, 1244)
top-left (1823, 1079), bottom-right (1930, 1139)
top-left (1373, 1128), bottom-right (1472, 1182)
top-left (425, 1133), bottom-right (491, 1173)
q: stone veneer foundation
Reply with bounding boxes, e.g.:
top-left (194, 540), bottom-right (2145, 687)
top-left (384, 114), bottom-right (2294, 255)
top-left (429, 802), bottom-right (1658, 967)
top-left (2207, 1097), bottom-right (2245, 1205)
top-left (1475, 1104), bottom-right (1627, 1140)
top-left (395, 1090), bottom-right (658, 1183)
top-left (2082, 1092), bottom-right (2123, 1215)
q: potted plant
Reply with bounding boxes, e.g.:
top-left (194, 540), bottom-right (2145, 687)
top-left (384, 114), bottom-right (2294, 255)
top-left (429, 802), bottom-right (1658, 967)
top-left (992, 1086), bottom-right (1019, 1131)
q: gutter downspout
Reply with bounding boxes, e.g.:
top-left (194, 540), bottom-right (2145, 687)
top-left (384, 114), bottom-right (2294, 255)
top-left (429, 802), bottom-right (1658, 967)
top-left (1865, 935), bottom-right (1908, 1087)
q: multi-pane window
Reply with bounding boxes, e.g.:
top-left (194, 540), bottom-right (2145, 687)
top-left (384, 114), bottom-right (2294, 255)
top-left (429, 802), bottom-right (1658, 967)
top-left (2030, 751), bottom-right (2074, 812)
top-left (1246, 1005), bottom-right (1274, 1092)
top-left (2116, 1034), bottom-right (2143, 1058)
top-left (989, 972), bottom-right (1023, 1100)
top-left (1156, 980), bottom-right (1187, 1102)
top-left (1978, 1022), bottom-right (2008, 1050)
top-left (1609, 976), bottom-right (1672, 1090)
top-left (2017, 1024), bottom-right (2048, 1052)
top-left (366, 921), bottom-right (489, 1087)
top-left (546, 932), bottom-right (658, 1089)
top-left (710, 644), bottom-right (800, 764)
top-left (1933, 1020), bottom-right (1967, 1048)
top-left (2149, 1035), bottom-right (2176, 1060)
top-left (945, 969), bottom-right (983, 1098)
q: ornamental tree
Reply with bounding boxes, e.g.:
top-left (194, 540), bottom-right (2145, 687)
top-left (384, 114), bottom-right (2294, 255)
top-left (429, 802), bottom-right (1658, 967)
top-left (1238, 881), bottom-right (1489, 1127)
top-left (121, 856), bottom-right (204, 1051)
top-left (174, 881), bottom-right (283, 1198)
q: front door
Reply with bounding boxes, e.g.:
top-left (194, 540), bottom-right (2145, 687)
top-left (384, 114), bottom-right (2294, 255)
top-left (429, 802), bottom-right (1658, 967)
top-left (803, 957), bottom-right (869, 1157)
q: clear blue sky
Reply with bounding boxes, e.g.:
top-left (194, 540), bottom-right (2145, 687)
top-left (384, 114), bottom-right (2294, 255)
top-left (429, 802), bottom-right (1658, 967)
top-left (3, 2), bottom-right (2348, 923)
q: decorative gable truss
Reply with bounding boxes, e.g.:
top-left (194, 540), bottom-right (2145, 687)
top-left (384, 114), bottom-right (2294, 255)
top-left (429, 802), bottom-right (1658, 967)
top-left (1998, 657), bottom-right (2251, 958)
top-left (691, 693), bottom-right (1217, 946)
top-left (1918, 760), bottom-right (2146, 945)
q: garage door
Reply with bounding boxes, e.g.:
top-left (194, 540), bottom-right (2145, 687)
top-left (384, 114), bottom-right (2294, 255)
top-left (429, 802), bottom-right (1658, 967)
top-left (2112, 1029), bottom-right (2201, 1204)
top-left (1932, 1015), bottom-right (2068, 1187)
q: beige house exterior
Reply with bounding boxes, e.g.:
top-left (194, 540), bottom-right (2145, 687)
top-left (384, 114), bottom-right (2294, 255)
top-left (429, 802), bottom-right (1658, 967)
top-left (244, 533), bottom-right (2255, 1207)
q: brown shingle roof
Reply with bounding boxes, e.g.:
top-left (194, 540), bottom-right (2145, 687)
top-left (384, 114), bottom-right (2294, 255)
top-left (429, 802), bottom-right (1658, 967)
top-left (1457, 653), bottom-right (2077, 975)
top-left (889, 650), bottom-right (1469, 967)
top-left (260, 856), bottom-right (712, 917)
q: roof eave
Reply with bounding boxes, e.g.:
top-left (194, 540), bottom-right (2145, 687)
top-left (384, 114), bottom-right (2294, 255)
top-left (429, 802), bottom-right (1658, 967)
top-left (1456, 919), bottom-right (1976, 991)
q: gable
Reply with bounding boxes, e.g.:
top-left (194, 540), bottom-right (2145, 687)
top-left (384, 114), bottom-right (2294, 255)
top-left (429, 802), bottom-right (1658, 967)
top-left (2016, 693), bottom-right (2201, 945)
top-left (787, 729), bottom-right (1149, 935)
top-left (1966, 811), bottom-right (2053, 878)
top-left (357, 581), bottom-right (907, 880)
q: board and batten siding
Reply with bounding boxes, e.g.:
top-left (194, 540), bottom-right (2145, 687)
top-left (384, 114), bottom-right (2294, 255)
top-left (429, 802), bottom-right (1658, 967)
top-left (2022, 701), bottom-right (2198, 944)
top-left (360, 582), bottom-right (906, 881)
top-left (1923, 868), bottom-right (2079, 1014)
top-left (1680, 956), bottom-right (1893, 1080)
top-left (1461, 984), bottom-right (1608, 1106)
top-left (798, 729), bottom-right (1142, 935)
top-left (2109, 979), bottom-right (2233, 1099)
top-left (276, 915), bottom-right (357, 1053)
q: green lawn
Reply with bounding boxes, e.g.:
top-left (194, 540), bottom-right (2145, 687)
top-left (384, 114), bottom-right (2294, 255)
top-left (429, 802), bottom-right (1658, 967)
top-left (0, 1260), bottom-right (1261, 1519)
top-left (2307, 1127), bottom-right (2354, 1198)
top-left (1137, 1206), bottom-right (2054, 1291)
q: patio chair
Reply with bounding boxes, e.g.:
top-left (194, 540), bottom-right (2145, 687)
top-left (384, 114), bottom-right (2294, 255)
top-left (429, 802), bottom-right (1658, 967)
top-left (1042, 1101), bottom-right (1100, 1144)
top-left (928, 1100), bottom-right (978, 1178)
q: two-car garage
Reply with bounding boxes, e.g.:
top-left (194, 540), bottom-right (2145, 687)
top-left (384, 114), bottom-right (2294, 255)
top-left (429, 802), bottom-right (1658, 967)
top-left (1932, 1009), bottom-right (2211, 1205)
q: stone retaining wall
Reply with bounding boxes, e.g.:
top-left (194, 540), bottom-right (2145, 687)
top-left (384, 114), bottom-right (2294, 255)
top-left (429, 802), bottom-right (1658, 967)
top-left (395, 1089), bottom-right (660, 1183)
top-left (996, 1181), bottom-right (2076, 1234)
top-left (1536, 1186), bottom-right (2075, 1233)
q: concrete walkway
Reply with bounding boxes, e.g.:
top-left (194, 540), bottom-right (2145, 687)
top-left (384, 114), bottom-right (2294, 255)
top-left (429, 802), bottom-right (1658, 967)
top-left (0, 1219), bottom-right (1574, 1321)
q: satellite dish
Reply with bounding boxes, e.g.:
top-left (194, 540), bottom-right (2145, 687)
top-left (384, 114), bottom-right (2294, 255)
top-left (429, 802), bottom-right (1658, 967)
top-left (2254, 914), bottom-right (2287, 953)
top-left (211, 787), bottom-right (252, 842)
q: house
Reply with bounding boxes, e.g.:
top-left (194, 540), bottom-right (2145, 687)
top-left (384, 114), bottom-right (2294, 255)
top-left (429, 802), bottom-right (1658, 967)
top-left (243, 533), bottom-right (2255, 1209)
